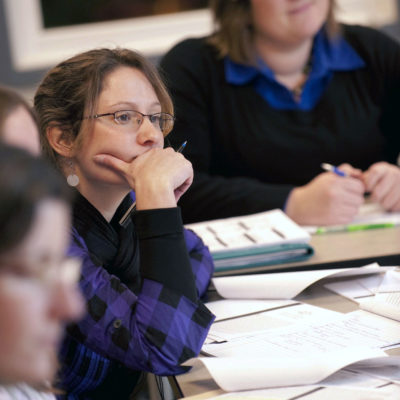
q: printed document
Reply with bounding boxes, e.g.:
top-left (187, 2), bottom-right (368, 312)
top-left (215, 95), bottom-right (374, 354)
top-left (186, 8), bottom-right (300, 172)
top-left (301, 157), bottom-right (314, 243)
top-left (212, 263), bottom-right (385, 299)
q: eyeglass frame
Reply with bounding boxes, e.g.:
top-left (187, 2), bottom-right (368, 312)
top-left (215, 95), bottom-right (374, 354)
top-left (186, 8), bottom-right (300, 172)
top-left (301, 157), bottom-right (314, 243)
top-left (0, 256), bottom-right (82, 288)
top-left (84, 109), bottom-right (175, 135)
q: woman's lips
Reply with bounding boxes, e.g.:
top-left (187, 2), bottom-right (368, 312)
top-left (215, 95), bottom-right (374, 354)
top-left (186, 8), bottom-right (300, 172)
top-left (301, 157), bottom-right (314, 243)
top-left (288, 2), bottom-right (312, 15)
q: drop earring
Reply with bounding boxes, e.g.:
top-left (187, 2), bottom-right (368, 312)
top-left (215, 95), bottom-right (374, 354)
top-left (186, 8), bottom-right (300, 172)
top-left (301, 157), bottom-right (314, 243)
top-left (66, 160), bottom-right (80, 187)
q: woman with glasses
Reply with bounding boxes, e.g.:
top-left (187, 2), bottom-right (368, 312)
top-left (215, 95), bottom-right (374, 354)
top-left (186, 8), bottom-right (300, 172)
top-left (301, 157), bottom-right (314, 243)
top-left (160, 0), bottom-right (400, 226)
top-left (34, 48), bottom-right (215, 399)
top-left (0, 144), bottom-right (84, 399)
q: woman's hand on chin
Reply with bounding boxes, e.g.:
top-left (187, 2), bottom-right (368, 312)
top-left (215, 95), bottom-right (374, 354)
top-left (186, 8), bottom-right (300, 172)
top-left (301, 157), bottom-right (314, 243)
top-left (93, 148), bottom-right (193, 209)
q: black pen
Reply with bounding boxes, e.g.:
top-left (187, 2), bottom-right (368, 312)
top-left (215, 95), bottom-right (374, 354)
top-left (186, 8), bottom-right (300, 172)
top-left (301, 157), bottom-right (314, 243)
top-left (119, 141), bottom-right (188, 227)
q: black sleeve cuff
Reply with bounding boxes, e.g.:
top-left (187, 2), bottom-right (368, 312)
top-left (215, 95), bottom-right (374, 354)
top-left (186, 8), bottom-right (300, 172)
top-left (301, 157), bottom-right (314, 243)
top-left (133, 208), bottom-right (197, 302)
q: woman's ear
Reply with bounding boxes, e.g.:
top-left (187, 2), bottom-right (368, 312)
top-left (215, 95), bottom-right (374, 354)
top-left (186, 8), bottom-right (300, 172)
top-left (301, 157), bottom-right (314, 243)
top-left (46, 126), bottom-right (75, 158)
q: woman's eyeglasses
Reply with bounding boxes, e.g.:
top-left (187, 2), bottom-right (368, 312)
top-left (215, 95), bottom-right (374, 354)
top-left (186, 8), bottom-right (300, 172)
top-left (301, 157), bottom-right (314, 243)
top-left (85, 110), bottom-right (175, 135)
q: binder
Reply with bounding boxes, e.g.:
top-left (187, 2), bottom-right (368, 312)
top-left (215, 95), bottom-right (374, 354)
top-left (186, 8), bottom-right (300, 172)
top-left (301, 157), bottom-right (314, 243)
top-left (185, 209), bottom-right (314, 273)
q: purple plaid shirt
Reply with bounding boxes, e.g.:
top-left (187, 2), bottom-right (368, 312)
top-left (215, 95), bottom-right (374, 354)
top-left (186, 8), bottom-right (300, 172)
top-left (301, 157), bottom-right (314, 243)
top-left (59, 207), bottom-right (214, 397)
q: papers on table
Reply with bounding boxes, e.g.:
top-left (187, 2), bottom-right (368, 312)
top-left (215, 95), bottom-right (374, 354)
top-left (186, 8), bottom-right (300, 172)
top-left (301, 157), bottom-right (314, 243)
top-left (212, 263), bottom-right (385, 299)
top-left (205, 299), bottom-right (298, 322)
top-left (206, 384), bottom-right (400, 400)
top-left (304, 202), bottom-right (400, 234)
top-left (185, 209), bottom-right (313, 271)
top-left (195, 309), bottom-right (400, 392)
top-left (360, 291), bottom-right (400, 322)
top-left (207, 303), bottom-right (340, 339)
top-left (188, 264), bottom-right (400, 395)
top-left (195, 366), bottom-right (400, 399)
top-left (324, 273), bottom-right (385, 301)
top-left (186, 348), bottom-right (388, 392)
top-left (203, 310), bottom-right (400, 359)
top-left (324, 268), bottom-right (400, 322)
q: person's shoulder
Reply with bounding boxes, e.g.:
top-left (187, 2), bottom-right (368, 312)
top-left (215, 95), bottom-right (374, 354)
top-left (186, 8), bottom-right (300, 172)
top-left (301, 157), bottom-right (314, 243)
top-left (164, 36), bottom-right (212, 56)
top-left (160, 36), bottom-right (218, 68)
top-left (342, 24), bottom-right (400, 52)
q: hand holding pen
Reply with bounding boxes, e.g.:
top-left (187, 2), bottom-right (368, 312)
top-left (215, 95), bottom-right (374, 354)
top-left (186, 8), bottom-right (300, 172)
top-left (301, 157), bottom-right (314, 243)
top-left (321, 163), bottom-right (347, 177)
top-left (321, 162), bottom-right (363, 179)
top-left (286, 162), bottom-right (365, 226)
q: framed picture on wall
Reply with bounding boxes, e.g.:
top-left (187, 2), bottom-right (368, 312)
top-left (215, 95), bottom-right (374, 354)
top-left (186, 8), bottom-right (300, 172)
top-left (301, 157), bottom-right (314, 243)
top-left (4, 0), bottom-right (212, 72)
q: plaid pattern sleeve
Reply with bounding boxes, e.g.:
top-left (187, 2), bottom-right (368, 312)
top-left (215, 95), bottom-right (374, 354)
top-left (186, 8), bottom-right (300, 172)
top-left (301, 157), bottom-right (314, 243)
top-left (67, 231), bottom-right (215, 376)
top-left (184, 228), bottom-right (214, 298)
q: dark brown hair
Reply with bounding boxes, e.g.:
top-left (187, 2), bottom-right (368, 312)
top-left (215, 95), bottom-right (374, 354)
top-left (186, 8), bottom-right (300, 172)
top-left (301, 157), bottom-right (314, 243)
top-left (34, 48), bottom-right (173, 170)
top-left (0, 85), bottom-right (37, 134)
top-left (207, 0), bottom-right (338, 64)
top-left (0, 144), bottom-right (72, 255)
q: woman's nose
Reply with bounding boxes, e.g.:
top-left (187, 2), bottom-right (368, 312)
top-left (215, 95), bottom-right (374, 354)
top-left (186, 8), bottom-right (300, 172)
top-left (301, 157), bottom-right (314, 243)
top-left (136, 117), bottom-right (164, 147)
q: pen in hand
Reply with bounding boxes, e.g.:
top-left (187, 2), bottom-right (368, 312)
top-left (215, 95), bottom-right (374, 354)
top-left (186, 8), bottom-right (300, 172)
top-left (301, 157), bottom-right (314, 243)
top-left (175, 140), bottom-right (187, 153)
top-left (119, 140), bottom-right (188, 227)
top-left (321, 163), bottom-right (347, 177)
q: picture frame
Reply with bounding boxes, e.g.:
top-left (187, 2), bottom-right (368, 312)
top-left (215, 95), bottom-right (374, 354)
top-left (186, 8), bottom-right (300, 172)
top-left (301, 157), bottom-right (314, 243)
top-left (3, 0), bottom-right (212, 72)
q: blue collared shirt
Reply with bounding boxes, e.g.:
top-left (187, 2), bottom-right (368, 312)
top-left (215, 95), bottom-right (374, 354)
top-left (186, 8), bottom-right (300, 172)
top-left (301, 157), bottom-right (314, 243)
top-left (225, 29), bottom-right (366, 110)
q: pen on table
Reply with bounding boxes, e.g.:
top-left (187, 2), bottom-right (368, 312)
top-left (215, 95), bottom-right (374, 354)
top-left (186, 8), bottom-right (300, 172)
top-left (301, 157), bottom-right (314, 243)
top-left (321, 163), bottom-right (347, 177)
top-left (315, 222), bottom-right (395, 234)
top-left (119, 140), bottom-right (188, 227)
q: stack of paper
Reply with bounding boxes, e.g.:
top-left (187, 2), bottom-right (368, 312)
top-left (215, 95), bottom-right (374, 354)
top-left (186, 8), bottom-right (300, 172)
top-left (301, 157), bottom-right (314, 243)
top-left (325, 268), bottom-right (400, 323)
top-left (193, 309), bottom-right (400, 392)
top-left (186, 265), bottom-right (400, 394)
top-left (185, 209), bottom-right (313, 272)
top-left (212, 263), bottom-right (386, 299)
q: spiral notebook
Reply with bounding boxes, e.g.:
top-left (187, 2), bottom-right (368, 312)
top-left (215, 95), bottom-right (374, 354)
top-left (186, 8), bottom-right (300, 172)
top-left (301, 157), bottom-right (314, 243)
top-left (185, 209), bottom-right (314, 273)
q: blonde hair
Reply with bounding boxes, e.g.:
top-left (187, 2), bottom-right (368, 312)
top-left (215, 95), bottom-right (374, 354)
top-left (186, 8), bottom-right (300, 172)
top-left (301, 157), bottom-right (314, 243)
top-left (207, 0), bottom-right (339, 64)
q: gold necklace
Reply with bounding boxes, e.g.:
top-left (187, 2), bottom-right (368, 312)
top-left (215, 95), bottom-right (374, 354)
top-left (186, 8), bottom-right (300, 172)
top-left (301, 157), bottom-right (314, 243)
top-left (292, 60), bottom-right (312, 102)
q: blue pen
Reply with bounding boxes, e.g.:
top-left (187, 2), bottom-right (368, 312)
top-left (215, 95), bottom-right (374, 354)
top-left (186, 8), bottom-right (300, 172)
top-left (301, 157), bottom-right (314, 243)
top-left (321, 163), bottom-right (347, 177)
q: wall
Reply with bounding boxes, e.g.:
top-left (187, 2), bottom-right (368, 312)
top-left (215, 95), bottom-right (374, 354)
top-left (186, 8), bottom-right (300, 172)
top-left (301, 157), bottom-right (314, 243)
top-left (0, 0), bottom-right (45, 90)
top-left (1, 0), bottom-right (400, 99)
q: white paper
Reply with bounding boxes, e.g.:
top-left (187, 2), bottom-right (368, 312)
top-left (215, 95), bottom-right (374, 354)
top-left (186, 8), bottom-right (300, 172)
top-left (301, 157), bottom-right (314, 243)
top-left (349, 356), bottom-right (400, 383)
top-left (354, 269), bottom-right (400, 321)
top-left (185, 209), bottom-right (310, 253)
top-left (203, 310), bottom-right (400, 359)
top-left (208, 303), bottom-right (341, 338)
top-left (360, 292), bottom-right (400, 322)
top-left (377, 269), bottom-right (400, 292)
top-left (299, 385), bottom-right (400, 400)
top-left (205, 299), bottom-right (297, 322)
top-left (206, 371), bottom-right (400, 400)
top-left (212, 263), bottom-right (384, 299)
top-left (208, 385), bottom-right (400, 400)
top-left (321, 368), bottom-right (390, 388)
top-left (208, 386), bottom-right (320, 400)
top-left (186, 348), bottom-right (386, 392)
top-left (324, 273), bottom-right (386, 301)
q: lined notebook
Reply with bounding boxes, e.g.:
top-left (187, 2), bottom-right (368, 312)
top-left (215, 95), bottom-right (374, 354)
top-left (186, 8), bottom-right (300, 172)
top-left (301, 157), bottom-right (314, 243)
top-left (185, 209), bottom-right (313, 273)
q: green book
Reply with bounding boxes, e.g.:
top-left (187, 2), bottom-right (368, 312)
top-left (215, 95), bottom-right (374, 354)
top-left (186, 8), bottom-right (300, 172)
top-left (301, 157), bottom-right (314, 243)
top-left (185, 209), bottom-right (314, 273)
